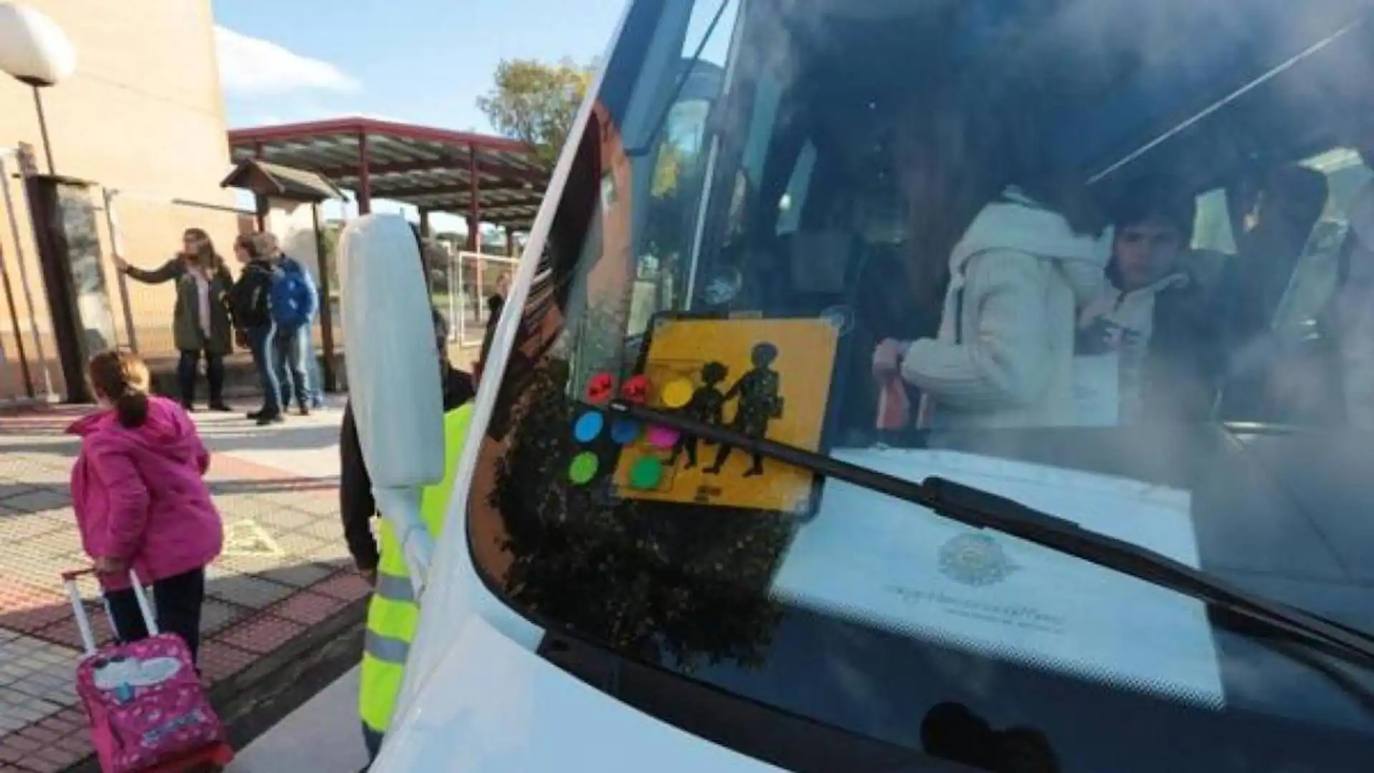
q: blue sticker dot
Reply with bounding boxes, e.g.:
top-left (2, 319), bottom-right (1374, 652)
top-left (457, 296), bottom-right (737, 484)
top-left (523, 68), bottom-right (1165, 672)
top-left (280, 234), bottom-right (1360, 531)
top-left (610, 418), bottom-right (641, 444)
top-left (573, 411), bottom-right (604, 443)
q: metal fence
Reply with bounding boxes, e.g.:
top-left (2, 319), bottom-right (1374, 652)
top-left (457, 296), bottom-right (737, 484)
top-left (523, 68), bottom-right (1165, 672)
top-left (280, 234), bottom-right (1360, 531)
top-left (429, 245), bottom-right (518, 352)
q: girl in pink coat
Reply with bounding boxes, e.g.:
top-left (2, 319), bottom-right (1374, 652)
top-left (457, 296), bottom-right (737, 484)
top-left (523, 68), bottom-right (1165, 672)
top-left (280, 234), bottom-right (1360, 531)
top-left (69, 350), bottom-right (223, 662)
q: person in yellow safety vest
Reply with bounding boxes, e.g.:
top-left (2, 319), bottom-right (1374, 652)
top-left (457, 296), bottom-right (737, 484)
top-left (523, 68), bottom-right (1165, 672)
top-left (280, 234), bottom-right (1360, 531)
top-left (339, 310), bottom-right (475, 764)
top-left (360, 403), bottom-right (470, 760)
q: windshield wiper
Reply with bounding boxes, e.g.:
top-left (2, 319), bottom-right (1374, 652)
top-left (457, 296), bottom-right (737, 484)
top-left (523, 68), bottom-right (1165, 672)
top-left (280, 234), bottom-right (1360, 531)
top-left (608, 400), bottom-right (1374, 669)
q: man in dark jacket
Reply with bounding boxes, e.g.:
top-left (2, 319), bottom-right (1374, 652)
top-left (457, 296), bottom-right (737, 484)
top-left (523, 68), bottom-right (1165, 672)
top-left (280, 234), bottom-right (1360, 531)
top-left (341, 311), bottom-right (475, 582)
top-left (228, 233), bottom-right (284, 426)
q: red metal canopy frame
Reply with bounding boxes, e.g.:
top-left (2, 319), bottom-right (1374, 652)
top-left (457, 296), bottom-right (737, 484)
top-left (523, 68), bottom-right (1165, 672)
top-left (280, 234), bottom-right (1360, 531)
top-left (227, 117), bottom-right (548, 244)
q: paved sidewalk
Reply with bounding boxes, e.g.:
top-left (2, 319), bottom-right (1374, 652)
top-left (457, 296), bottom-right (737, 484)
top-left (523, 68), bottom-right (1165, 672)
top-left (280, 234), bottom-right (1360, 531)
top-left (0, 401), bottom-right (370, 772)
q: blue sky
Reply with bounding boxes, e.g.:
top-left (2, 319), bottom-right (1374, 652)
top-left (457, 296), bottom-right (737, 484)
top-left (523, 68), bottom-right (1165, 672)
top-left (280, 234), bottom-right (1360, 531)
top-left (213, 0), bottom-right (626, 133)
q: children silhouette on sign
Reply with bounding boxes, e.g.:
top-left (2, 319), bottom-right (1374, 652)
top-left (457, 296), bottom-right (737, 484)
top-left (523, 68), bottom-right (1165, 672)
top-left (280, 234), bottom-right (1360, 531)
top-left (706, 342), bottom-right (783, 477)
top-left (669, 361), bottom-right (728, 469)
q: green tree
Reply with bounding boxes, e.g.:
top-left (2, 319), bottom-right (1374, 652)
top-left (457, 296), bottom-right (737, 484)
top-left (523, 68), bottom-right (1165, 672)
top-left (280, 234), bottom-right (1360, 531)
top-left (477, 58), bottom-right (592, 170)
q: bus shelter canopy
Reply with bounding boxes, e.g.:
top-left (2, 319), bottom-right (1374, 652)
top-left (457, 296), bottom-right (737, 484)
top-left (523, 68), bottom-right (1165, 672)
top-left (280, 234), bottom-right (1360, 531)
top-left (228, 117), bottom-right (547, 235)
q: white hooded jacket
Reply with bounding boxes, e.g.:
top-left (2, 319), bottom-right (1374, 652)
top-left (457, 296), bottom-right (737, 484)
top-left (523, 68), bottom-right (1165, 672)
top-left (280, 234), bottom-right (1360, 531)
top-left (901, 189), bottom-right (1110, 429)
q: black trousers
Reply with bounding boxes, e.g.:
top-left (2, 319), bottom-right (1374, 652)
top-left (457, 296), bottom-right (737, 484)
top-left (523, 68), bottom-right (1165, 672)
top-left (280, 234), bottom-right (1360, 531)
top-left (104, 567), bottom-right (206, 663)
top-left (177, 349), bottom-right (225, 407)
top-left (362, 723), bottom-right (383, 764)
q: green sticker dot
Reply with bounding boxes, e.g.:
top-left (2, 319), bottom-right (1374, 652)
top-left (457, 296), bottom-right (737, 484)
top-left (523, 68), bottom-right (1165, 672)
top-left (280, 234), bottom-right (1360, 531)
top-left (568, 452), bottom-right (599, 485)
top-left (629, 456), bottom-right (663, 490)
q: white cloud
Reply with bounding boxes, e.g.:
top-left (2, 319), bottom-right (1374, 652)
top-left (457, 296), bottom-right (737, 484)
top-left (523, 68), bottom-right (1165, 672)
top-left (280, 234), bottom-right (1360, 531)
top-left (214, 25), bottom-right (359, 96)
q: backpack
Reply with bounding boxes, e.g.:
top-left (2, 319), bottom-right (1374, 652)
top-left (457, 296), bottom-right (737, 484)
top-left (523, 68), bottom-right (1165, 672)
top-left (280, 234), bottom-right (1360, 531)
top-left (270, 257), bottom-right (317, 329)
top-left (229, 263), bottom-right (273, 328)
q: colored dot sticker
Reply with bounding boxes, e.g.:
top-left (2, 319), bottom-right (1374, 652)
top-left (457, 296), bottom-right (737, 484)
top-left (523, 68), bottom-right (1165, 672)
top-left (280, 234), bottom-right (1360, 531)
top-left (568, 452), bottom-right (599, 484)
top-left (629, 456), bottom-right (663, 490)
top-left (610, 418), bottom-right (641, 444)
top-left (661, 378), bottom-right (694, 409)
top-left (585, 372), bottom-right (615, 404)
top-left (573, 411), bottom-right (604, 442)
top-left (620, 374), bottom-right (651, 404)
top-left (646, 424), bottom-right (679, 449)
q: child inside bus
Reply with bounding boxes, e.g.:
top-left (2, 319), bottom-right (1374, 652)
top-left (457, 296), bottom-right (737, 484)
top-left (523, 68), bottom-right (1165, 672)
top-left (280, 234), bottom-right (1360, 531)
top-left (1076, 177), bottom-right (1219, 423)
top-left (873, 186), bottom-right (1110, 430)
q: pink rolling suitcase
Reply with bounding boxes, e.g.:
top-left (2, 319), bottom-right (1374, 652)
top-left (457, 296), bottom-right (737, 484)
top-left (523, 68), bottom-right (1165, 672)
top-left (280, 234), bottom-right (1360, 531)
top-left (63, 569), bottom-right (231, 773)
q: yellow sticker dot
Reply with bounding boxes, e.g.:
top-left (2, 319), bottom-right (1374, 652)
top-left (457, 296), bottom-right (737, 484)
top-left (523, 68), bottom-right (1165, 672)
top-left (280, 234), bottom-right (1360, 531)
top-left (661, 378), bottom-right (694, 409)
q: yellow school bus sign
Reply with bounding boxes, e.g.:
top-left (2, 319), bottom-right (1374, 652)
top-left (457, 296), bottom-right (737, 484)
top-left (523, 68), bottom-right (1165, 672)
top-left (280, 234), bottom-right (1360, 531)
top-left (613, 317), bottom-right (839, 514)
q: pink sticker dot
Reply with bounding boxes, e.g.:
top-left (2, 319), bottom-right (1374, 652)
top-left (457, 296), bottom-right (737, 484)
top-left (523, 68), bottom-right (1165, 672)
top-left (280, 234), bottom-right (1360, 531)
top-left (646, 424), bottom-right (679, 449)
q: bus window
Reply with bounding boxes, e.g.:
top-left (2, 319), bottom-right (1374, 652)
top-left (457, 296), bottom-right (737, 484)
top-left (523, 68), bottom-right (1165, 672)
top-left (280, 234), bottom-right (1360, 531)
top-left (775, 140), bottom-right (816, 236)
top-left (468, 2), bottom-right (1374, 770)
top-left (1192, 187), bottom-right (1237, 254)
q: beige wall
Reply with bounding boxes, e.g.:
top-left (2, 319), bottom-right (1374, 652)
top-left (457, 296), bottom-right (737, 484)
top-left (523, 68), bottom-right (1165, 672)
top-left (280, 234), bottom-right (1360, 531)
top-left (0, 0), bottom-right (238, 400)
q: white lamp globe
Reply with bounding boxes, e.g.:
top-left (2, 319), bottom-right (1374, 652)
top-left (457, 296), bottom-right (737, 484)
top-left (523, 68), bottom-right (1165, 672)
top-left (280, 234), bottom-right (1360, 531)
top-left (0, 2), bottom-right (76, 87)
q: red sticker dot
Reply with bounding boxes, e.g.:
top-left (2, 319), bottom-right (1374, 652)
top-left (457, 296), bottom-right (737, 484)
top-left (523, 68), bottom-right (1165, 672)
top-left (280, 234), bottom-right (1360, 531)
top-left (586, 372), bottom-right (615, 404)
top-left (621, 374), bottom-right (650, 404)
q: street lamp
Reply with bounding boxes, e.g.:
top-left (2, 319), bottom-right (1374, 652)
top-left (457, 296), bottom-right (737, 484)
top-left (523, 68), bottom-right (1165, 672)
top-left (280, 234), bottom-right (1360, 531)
top-left (0, 2), bottom-right (77, 174)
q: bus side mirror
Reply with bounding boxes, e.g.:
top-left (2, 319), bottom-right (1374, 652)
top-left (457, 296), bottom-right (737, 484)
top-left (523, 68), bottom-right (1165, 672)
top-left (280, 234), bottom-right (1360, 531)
top-left (339, 214), bottom-right (445, 596)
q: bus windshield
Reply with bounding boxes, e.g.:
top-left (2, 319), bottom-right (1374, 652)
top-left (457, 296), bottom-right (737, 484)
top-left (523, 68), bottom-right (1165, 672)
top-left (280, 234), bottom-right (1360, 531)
top-left (469, 0), bottom-right (1374, 769)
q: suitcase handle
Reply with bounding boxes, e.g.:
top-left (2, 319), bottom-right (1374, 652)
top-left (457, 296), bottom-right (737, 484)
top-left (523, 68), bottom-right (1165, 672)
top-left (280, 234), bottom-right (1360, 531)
top-left (62, 567), bottom-right (158, 656)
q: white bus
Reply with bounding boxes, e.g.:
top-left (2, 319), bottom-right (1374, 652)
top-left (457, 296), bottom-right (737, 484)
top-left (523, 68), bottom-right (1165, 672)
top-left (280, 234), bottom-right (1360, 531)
top-left (362, 1), bottom-right (1374, 769)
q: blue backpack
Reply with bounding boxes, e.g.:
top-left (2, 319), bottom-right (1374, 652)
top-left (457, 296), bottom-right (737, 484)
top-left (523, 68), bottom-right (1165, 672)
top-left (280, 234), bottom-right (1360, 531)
top-left (269, 257), bottom-right (318, 330)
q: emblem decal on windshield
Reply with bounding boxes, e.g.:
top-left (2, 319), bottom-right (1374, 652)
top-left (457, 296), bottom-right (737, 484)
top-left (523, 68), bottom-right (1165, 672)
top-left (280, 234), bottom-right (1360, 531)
top-left (938, 533), bottom-right (1018, 587)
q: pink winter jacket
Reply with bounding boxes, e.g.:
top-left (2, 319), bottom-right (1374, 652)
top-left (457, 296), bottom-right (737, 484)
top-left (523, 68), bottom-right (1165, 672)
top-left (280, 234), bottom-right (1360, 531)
top-left (68, 396), bottom-right (223, 591)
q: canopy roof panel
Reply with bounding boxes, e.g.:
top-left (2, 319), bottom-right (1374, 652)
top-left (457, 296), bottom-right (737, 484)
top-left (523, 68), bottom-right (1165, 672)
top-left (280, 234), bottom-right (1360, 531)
top-left (228, 117), bottom-right (548, 230)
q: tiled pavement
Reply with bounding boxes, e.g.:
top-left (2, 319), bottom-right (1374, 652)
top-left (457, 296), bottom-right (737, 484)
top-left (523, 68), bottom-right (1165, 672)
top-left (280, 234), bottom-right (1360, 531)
top-left (0, 403), bottom-right (369, 772)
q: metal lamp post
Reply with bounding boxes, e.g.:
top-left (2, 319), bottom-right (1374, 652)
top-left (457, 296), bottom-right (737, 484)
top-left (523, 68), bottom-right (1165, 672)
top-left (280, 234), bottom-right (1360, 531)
top-left (0, 2), bottom-right (77, 173)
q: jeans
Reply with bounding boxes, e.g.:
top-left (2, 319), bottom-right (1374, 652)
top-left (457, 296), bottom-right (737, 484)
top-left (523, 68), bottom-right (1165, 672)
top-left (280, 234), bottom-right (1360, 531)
top-left (176, 349), bottom-right (224, 407)
top-left (274, 324), bottom-right (310, 410)
top-left (247, 323), bottom-right (282, 415)
top-left (105, 568), bottom-right (206, 663)
top-left (306, 336), bottom-right (325, 407)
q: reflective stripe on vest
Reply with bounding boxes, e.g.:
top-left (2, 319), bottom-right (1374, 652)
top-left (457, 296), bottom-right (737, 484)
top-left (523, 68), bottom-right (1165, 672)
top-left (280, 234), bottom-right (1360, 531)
top-left (358, 404), bottom-right (472, 736)
top-left (373, 572), bottom-right (414, 604)
top-left (365, 628), bottom-right (410, 664)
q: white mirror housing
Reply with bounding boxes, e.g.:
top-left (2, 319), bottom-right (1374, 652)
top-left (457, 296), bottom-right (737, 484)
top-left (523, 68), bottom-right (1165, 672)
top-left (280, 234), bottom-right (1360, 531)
top-left (339, 214), bottom-right (446, 596)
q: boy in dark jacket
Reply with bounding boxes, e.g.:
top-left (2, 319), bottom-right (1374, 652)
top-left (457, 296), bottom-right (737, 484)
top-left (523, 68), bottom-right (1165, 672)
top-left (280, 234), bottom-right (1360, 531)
top-left (229, 233), bottom-right (284, 425)
top-left (1077, 177), bottom-right (1221, 423)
